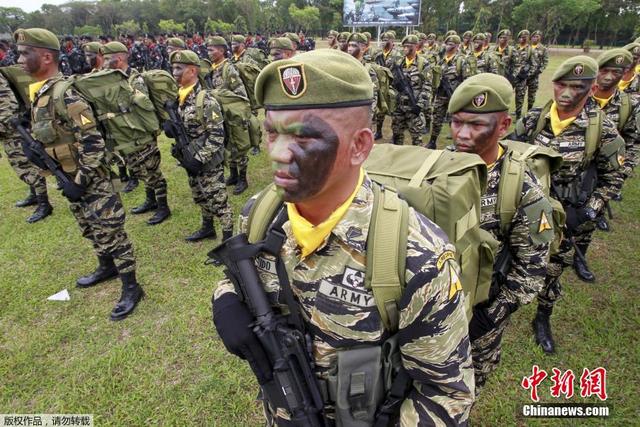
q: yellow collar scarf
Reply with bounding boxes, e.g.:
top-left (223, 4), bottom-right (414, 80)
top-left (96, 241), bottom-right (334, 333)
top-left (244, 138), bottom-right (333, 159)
top-left (636, 64), bottom-right (640, 74)
top-left (487, 144), bottom-right (505, 172)
top-left (531, 43), bottom-right (539, 49)
top-left (28, 80), bottom-right (47, 103)
top-left (549, 101), bottom-right (578, 136)
top-left (619, 74), bottom-right (635, 91)
top-left (497, 46), bottom-right (505, 54)
top-left (474, 50), bottom-right (482, 57)
top-left (404, 56), bottom-right (415, 68)
top-left (178, 83), bottom-right (196, 106)
top-left (593, 94), bottom-right (613, 109)
top-left (211, 58), bottom-right (227, 70)
top-left (287, 168), bottom-right (364, 259)
top-left (444, 53), bottom-right (455, 63)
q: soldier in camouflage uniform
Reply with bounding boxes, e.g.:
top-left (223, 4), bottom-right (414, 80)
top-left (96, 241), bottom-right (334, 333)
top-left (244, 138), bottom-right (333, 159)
top-left (429, 34), bottom-right (469, 148)
top-left (528, 30), bottom-right (548, 111)
top-left (336, 31), bottom-right (350, 53)
top-left (466, 33), bottom-right (498, 75)
top-left (361, 31), bottom-right (377, 63)
top-left (206, 36), bottom-right (252, 195)
top-left (82, 41), bottom-right (104, 71)
top-left (372, 32), bottom-right (402, 140)
top-left (347, 33), bottom-right (379, 118)
top-left (460, 31), bottom-right (473, 55)
top-left (490, 29), bottom-right (516, 80)
top-left (102, 42), bottom-right (171, 225)
top-left (17, 28), bottom-right (143, 320)
top-left (213, 49), bottom-right (474, 426)
top-left (514, 56), bottom-right (625, 353)
top-left (619, 43), bottom-right (640, 95)
top-left (423, 33), bottom-right (439, 56)
top-left (144, 35), bottom-right (164, 70)
top-left (449, 74), bottom-right (554, 389)
top-left (0, 69), bottom-right (53, 222)
top-left (513, 30), bottom-right (536, 119)
top-left (169, 50), bottom-right (233, 242)
top-left (391, 35), bottom-right (432, 147)
top-left (126, 35), bottom-right (148, 72)
top-left (62, 36), bottom-right (89, 75)
top-left (268, 37), bottom-right (295, 61)
top-left (326, 30), bottom-right (339, 49)
top-left (0, 41), bottom-right (17, 66)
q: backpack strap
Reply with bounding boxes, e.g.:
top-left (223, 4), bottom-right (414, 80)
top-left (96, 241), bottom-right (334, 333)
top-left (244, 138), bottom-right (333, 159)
top-left (246, 183), bottom-right (284, 244)
top-left (366, 183), bottom-right (409, 333)
top-left (584, 109), bottom-right (603, 166)
top-left (530, 100), bottom-right (554, 143)
top-left (618, 91), bottom-right (631, 131)
top-left (408, 150), bottom-right (442, 187)
top-left (497, 149), bottom-right (527, 236)
top-left (195, 89), bottom-right (207, 125)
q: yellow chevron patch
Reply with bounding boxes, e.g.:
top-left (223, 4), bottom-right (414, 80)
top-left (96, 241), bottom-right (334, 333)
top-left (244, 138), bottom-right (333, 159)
top-left (448, 263), bottom-right (462, 300)
top-left (80, 114), bottom-right (92, 125)
top-left (538, 210), bottom-right (552, 233)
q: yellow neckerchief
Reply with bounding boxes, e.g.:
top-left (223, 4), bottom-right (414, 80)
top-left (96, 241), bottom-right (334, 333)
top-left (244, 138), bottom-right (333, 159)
top-left (210, 58), bottom-right (227, 71)
top-left (474, 50), bottom-right (482, 58)
top-left (444, 53), bottom-right (455, 63)
top-left (531, 43), bottom-right (539, 49)
top-left (593, 93), bottom-right (614, 109)
top-left (487, 144), bottom-right (505, 172)
top-left (619, 73), bottom-right (635, 91)
top-left (383, 49), bottom-right (391, 58)
top-left (287, 168), bottom-right (364, 259)
top-left (636, 64), bottom-right (640, 74)
top-left (549, 101), bottom-right (578, 136)
top-left (404, 56), bottom-right (415, 68)
top-left (233, 49), bottom-right (244, 61)
top-left (28, 80), bottom-right (47, 103)
top-left (497, 46), bottom-right (505, 54)
top-left (518, 44), bottom-right (528, 50)
top-left (178, 83), bottom-right (196, 106)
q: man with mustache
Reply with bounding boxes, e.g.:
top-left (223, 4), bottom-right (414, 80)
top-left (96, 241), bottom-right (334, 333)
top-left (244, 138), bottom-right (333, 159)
top-left (82, 41), bottom-right (104, 72)
top-left (212, 49), bottom-right (474, 426)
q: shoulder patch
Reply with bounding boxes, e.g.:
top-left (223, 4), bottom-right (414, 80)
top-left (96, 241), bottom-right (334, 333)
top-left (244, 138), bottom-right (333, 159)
top-left (80, 114), bottom-right (92, 125)
top-left (436, 250), bottom-right (456, 271)
top-left (278, 64), bottom-right (307, 99)
top-left (448, 262), bottom-right (462, 300)
top-left (538, 210), bottom-right (552, 233)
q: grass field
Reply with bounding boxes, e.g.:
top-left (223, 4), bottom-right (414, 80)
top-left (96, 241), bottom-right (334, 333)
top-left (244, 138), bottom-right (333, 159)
top-left (1, 50), bottom-right (638, 426)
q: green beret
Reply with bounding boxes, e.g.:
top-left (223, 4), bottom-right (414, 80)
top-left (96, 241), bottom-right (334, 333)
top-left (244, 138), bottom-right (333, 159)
top-left (444, 35), bottom-right (461, 44)
top-left (634, 37), bottom-right (640, 44)
top-left (255, 49), bottom-right (373, 110)
top-left (167, 37), bottom-right (186, 48)
top-left (418, 33), bottom-right (427, 41)
top-left (285, 32), bottom-right (299, 45)
top-left (463, 31), bottom-right (473, 38)
top-left (170, 49), bottom-right (200, 66)
top-left (82, 41), bottom-right (102, 54)
top-left (207, 36), bottom-right (227, 47)
top-left (497, 29), bottom-right (511, 38)
top-left (381, 32), bottom-right (395, 41)
top-left (597, 48), bottom-right (633, 69)
top-left (348, 33), bottom-right (368, 44)
top-left (552, 56), bottom-right (598, 82)
top-left (14, 28), bottom-right (60, 51)
top-left (328, 30), bottom-right (339, 37)
top-left (363, 32), bottom-right (372, 41)
top-left (402, 35), bottom-right (419, 45)
top-left (427, 33), bottom-right (436, 39)
top-left (623, 43), bottom-right (640, 57)
top-left (448, 73), bottom-right (513, 114)
top-left (101, 41), bottom-right (128, 55)
top-left (531, 30), bottom-right (542, 37)
top-left (337, 32), bottom-right (351, 42)
top-left (445, 30), bottom-right (457, 37)
top-left (387, 30), bottom-right (397, 39)
top-left (231, 35), bottom-right (246, 44)
top-left (517, 30), bottom-right (530, 38)
top-left (269, 37), bottom-right (294, 51)
top-left (472, 33), bottom-right (486, 42)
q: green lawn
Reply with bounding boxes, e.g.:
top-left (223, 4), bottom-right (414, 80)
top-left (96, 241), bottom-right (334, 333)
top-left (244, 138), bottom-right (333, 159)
top-left (1, 51), bottom-right (638, 426)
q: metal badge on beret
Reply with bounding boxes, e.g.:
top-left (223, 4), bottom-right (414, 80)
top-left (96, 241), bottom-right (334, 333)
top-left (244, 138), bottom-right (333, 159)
top-left (279, 64), bottom-right (307, 98)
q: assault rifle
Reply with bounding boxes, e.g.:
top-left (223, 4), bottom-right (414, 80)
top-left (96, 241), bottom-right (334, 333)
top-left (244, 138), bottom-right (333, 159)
top-left (163, 100), bottom-right (201, 175)
top-left (390, 63), bottom-right (420, 115)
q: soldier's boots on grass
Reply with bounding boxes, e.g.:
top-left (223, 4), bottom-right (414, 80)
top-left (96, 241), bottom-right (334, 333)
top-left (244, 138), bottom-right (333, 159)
top-left (110, 271), bottom-right (144, 321)
top-left (374, 123), bottom-right (383, 140)
top-left (532, 305), bottom-right (555, 354)
top-left (225, 167), bottom-right (238, 186)
top-left (26, 194), bottom-right (53, 223)
top-left (15, 187), bottom-right (37, 207)
top-left (596, 215), bottom-right (610, 232)
top-left (147, 195), bottom-right (171, 225)
top-left (122, 177), bottom-right (139, 193)
top-left (573, 243), bottom-right (595, 283)
top-left (77, 255), bottom-right (118, 288)
top-left (186, 216), bottom-right (216, 242)
top-left (131, 188), bottom-right (157, 214)
top-left (234, 168), bottom-right (249, 195)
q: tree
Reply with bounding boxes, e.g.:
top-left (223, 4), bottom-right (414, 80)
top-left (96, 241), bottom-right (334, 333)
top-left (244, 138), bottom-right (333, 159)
top-left (0, 7), bottom-right (27, 31)
top-left (289, 5), bottom-right (321, 32)
top-left (74, 25), bottom-right (103, 37)
top-left (206, 18), bottom-right (234, 34)
top-left (158, 19), bottom-right (185, 34)
top-left (234, 15), bottom-right (248, 33)
top-left (114, 19), bottom-right (141, 36)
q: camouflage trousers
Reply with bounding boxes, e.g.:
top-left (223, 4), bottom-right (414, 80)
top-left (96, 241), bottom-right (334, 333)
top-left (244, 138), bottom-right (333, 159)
top-left (187, 165), bottom-right (233, 232)
top-left (375, 112), bottom-right (386, 133)
top-left (514, 78), bottom-right (528, 118)
top-left (123, 142), bottom-right (168, 198)
top-left (431, 95), bottom-right (451, 142)
top-left (69, 173), bottom-right (136, 274)
top-left (537, 220), bottom-right (595, 309)
top-left (226, 142), bottom-right (249, 173)
top-left (2, 137), bottom-right (48, 196)
top-left (471, 317), bottom-right (510, 392)
top-left (251, 109), bottom-right (262, 149)
top-left (526, 74), bottom-right (541, 110)
top-left (391, 109), bottom-right (426, 146)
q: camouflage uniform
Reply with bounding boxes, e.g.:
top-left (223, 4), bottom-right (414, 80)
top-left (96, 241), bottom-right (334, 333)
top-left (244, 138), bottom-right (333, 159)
top-left (0, 48), bottom-right (17, 66)
top-left (489, 44), bottom-right (516, 79)
top-left (361, 60), bottom-right (380, 118)
top-left (373, 47), bottom-right (402, 135)
top-left (59, 50), bottom-right (73, 76)
top-left (621, 73), bottom-right (640, 95)
top-left (214, 175), bottom-right (475, 425)
top-left (129, 42), bottom-right (148, 72)
top-left (146, 44), bottom-right (164, 70)
top-left (513, 44), bottom-right (535, 118)
top-left (231, 50), bottom-right (262, 150)
top-left (178, 83), bottom-right (233, 233)
top-left (391, 55), bottom-right (432, 146)
top-left (515, 99), bottom-right (625, 309)
top-left (527, 43), bottom-right (548, 109)
top-left (466, 49), bottom-right (498, 75)
top-left (431, 52), bottom-right (468, 143)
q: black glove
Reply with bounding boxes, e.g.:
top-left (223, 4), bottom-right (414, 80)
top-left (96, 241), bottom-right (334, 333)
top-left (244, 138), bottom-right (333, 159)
top-left (565, 206), bottom-right (597, 232)
top-left (411, 105), bottom-right (422, 115)
top-left (181, 152), bottom-right (203, 175)
top-left (213, 293), bottom-right (272, 384)
top-left (60, 180), bottom-right (85, 202)
top-left (468, 304), bottom-right (496, 341)
top-left (162, 121), bottom-right (176, 139)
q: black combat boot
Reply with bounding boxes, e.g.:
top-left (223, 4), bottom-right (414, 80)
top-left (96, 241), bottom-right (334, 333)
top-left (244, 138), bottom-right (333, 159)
top-left (225, 167), bottom-right (238, 186)
top-left (26, 193), bottom-right (53, 223)
top-left (374, 122), bottom-right (383, 140)
top-left (77, 255), bottom-right (118, 288)
top-left (147, 195), bottom-right (171, 225)
top-left (122, 177), bottom-right (139, 193)
top-left (110, 271), bottom-right (144, 321)
top-left (426, 137), bottom-right (437, 149)
top-left (15, 186), bottom-right (37, 208)
top-left (573, 242), bottom-right (595, 282)
top-left (612, 194), bottom-right (622, 202)
top-left (234, 168), bottom-right (249, 195)
top-left (131, 188), bottom-right (157, 214)
top-left (222, 229), bottom-right (233, 242)
top-left (251, 146), bottom-right (261, 155)
top-left (596, 215), bottom-right (610, 232)
top-left (186, 216), bottom-right (216, 242)
top-left (532, 305), bottom-right (555, 354)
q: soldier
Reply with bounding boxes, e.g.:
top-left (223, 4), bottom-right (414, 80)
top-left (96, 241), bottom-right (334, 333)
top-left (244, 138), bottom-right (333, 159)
top-left (391, 35), bottom-right (432, 147)
top-left (528, 30), bottom-right (549, 111)
top-left (490, 29), bottom-right (516, 80)
top-left (372, 32), bottom-right (402, 140)
top-left (514, 57), bottom-right (625, 353)
top-left (423, 33), bottom-right (439, 56)
top-left (127, 35), bottom-right (148, 72)
top-left (16, 28), bottom-right (144, 320)
top-left (268, 37), bottom-right (294, 61)
top-left (361, 31), bottom-right (377, 63)
top-left (206, 36), bottom-right (251, 195)
top-left (283, 32), bottom-right (300, 55)
top-left (429, 34), bottom-right (468, 148)
top-left (212, 48), bottom-right (474, 426)
top-left (347, 33), bottom-right (379, 118)
top-left (102, 41), bottom-right (171, 225)
top-left (0, 41), bottom-right (17, 66)
top-left (0, 69), bottom-right (53, 223)
top-left (619, 43), bottom-right (640, 95)
top-left (327, 30), bottom-right (339, 49)
top-left (82, 41), bottom-right (104, 71)
top-left (252, 32), bottom-right (268, 56)
top-left (513, 30), bottom-right (535, 119)
top-left (337, 31), bottom-right (350, 53)
top-left (168, 50), bottom-right (233, 242)
top-left (484, 32), bottom-right (492, 51)
top-left (449, 73), bottom-right (554, 389)
top-left (145, 35), bottom-right (164, 70)
top-left (466, 33), bottom-right (497, 75)
top-left (460, 31), bottom-right (473, 55)
top-left (62, 36), bottom-right (88, 74)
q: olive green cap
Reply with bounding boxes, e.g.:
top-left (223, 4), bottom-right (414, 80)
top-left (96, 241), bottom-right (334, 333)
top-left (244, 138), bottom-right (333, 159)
top-left (402, 35), bottom-right (419, 45)
top-left (531, 30), bottom-right (542, 37)
top-left (328, 30), bottom-right (339, 37)
top-left (444, 34), bottom-right (461, 44)
top-left (597, 48), bottom-right (633, 69)
top-left (101, 41), bottom-right (128, 55)
top-left (497, 29), bottom-right (511, 38)
top-left (445, 30), bottom-right (457, 37)
top-left (348, 33), bottom-right (367, 44)
top-left (634, 37), bottom-right (640, 44)
top-left (552, 56), bottom-right (598, 81)
top-left (231, 35), bottom-right (245, 44)
top-left (472, 33), bottom-right (486, 42)
top-left (463, 31), bottom-right (473, 38)
top-left (170, 49), bottom-right (200, 66)
top-left (14, 28), bottom-right (60, 51)
top-left (418, 32), bottom-right (427, 41)
top-left (255, 49), bottom-right (373, 110)
top-left (387, 30), bottom-right (397, 38)
top-left (167, 37), bottom-right (186, 48)
top-left (269, 37), bottom-right (294, 51)
top-left (82, 41), bottom-right (102, 54)
top-left (623, 43), bottom-right (640, 57)
top-left (363, 31), bottom-right (372, 41)
top-left (448, 73), bottom-right (513, 114)
top-left (337, 32), bottom-right (351, 42)
top-left (427, 33), bottom-right (436, 39)
top-left (517, 29), bottom-right (530, 38)
top-left (381, 31), bottom-right (395, 41)
top-left (207, 36), bottom-right (227, 47)
top-left (284, 32), bottom-right (299, 45)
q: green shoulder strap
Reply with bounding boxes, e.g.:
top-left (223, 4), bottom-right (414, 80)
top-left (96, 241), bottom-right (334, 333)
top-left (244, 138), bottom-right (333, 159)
top-left (195, 89), bottom-right (207, 125)
top-left (246, 183), bottom-right (284, 244)
top-left (530, 100), bottom-right (554, 143)
top-left (365, 183), bottom-right (409, 333)
top-left (0, 66), bottom-right (34, 108)
top-left (456, 55), bottom-right (464, 75)
top-left (51, 77), bottom-right (76, 117)
top-left (496, 148), bottom-right (528, 236)
top-left (618, 91), bottom-right (631, 131)
top-left (584, 109), bottom-right (603, 165)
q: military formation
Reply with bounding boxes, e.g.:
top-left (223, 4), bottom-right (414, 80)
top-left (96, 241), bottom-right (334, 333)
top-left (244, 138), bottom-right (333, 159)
top-left (2, 24), bottom-right (640, 426)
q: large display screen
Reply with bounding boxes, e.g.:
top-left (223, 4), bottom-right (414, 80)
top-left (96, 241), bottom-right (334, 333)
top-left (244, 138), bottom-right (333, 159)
top-left (343, 0), bottom-right (421, 26)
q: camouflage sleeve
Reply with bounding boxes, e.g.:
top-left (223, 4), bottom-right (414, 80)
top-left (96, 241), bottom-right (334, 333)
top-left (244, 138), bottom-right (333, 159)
top-left (465, 54), bottom-right (477, 78)
top-left (620, 95), bottom-right (640, 172)
top-left (0, 74), bottom-right (20, 137)
top-left (131, 74), bottom-right (149, 96)
top-left (197, 91), bottom-right (225, 164)
top-left (367, 66), bottom-right (379, 115)
top-left (398, 209), bottom-right (474, 425)
top-left (514, 108), bottom-right (542, 139)
top-left (416, 64), bottom-right (432, 111)
top-left (226, 64), bottom-right (248, 98)
top-left (529, 47), bottom-right (539, 73)
top-left (59, 87), bottom-right (106, 187)
top-left (541, 46), bottom-right (549, 71)
top-left (589, 117), bottom-right (625, 211)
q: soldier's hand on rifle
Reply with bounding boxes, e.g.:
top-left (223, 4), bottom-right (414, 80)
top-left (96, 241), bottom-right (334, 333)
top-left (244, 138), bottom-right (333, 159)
top-left (162, 121), bottom-right (176, 139)
top-left (565, 206), bottom-right (597, 232)
top-left (60, 180), bottom-right (86, 202)
top-left (412, 105), bottom-right (422, 115)
top-left (468, 303), bottom-right (496, 341)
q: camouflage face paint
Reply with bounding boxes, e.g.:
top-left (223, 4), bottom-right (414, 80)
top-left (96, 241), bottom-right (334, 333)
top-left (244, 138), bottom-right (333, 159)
top-left (451, 112), bottom-right (501, 160)
top-left (265, 113), bottom-right (340, 203)
top-left (553, 80), bottom-right (593, 112)
top-left (597, 67), bottom-right (625, 91)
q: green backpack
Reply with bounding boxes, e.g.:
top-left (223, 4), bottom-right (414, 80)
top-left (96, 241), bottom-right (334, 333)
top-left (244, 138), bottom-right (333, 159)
top-left (0, 65), bottom-right (35, 111)
top-left (196, 88), bottom-right (253, 152)
top-left (245, 145), bottom-right (496, 327)
top-left (245, 47), bottom-right (269, 69)
top-left (368, 63), bottom-right (396, 115)
top-left (618, 91), bottom-right (632, 131)
top-left (54, 69), bottom-right (160, 156)
top-left (140, 70), bottom-right (179, 122)
top-left (234, 61), bottom-right (261, 110)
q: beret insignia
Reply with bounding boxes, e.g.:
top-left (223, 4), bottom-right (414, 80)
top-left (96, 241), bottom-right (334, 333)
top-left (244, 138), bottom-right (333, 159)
top-left (279, 64), bottom-right (306, 99)
top-left (472, 92), bottom-right (487, 108)
top-left (615, 56), bottom-right (624, 65)
top-left (573, 64), bottom-right (584, 76)
top-left (174, 52), bottom-right (181, 61)
top-left (17, 31), bottom-right (25, 42)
